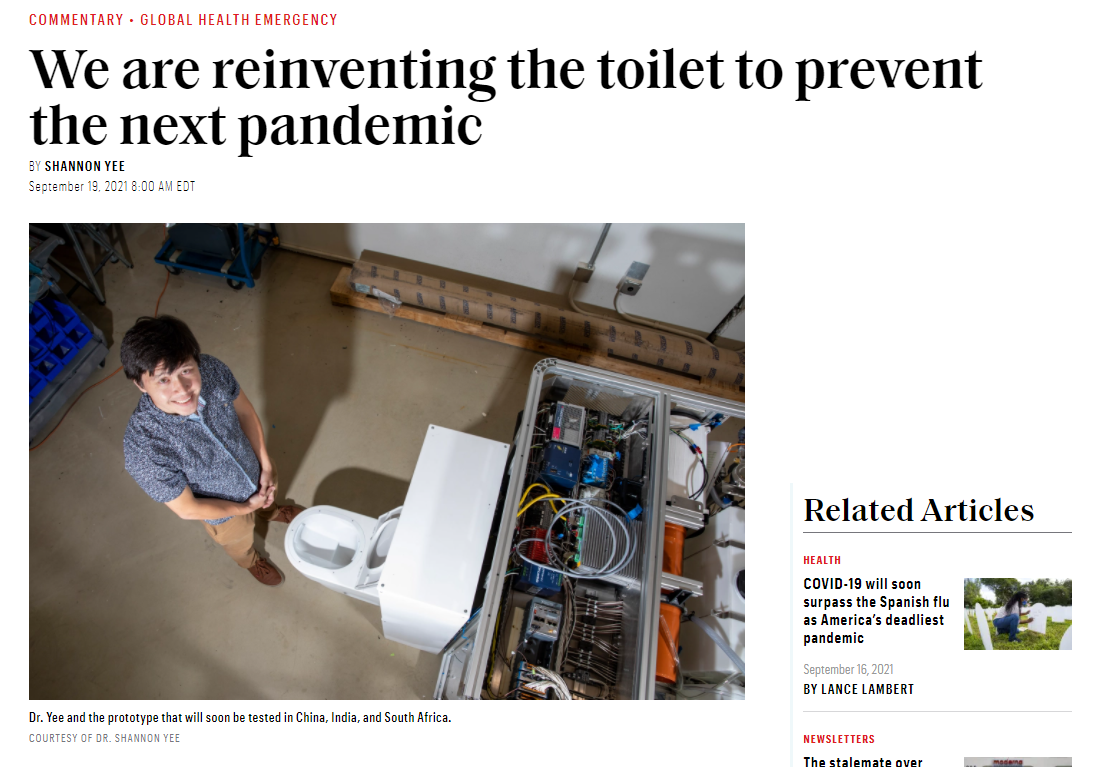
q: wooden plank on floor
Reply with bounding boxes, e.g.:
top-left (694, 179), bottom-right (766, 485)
top-left (330, 267), bottom-right (744, 403)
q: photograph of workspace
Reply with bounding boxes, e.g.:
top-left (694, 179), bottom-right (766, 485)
top-left (28, 223), bottom-right (744, 701)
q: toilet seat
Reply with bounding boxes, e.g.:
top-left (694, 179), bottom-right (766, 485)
top-left (355, 508), bottom-right (401, 589)
top-left (285, 505), bottom-right (401, 604)
top-left (288, 508), bottom-right (365, 573)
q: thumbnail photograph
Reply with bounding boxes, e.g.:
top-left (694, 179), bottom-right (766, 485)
top-left (963, 578), bottom-right (1072, 651)
top-left (969, 755), bottom-right (1071, 760)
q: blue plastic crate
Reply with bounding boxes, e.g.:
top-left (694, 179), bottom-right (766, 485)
top-left (51, 337), bottom-right (78, 366)
top-left (30, 304), bottom-right (58, 349)
top-left (44, 299), bottom-right (82, 334)
top-left (30, 369), bottom-right (47, 404)
top-left (30, 297), bottom-right (91, 357)
top-left (65, 321), bottom-right (91, 350)
top-left (30, 301), bottom-right (52, 333)
top-left (28, 297), bottom-right (95, 402)
top-left (31, 323), bottom-right (56, 354)
top-left (32, 351), bottom-right (65, 383)
top-left (29, 326), bottom-right (50, 363)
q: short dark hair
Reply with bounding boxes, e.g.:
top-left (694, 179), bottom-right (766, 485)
top-left (120, 315), bottom-right (201, 382)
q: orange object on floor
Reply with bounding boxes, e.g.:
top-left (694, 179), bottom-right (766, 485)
top-left (655, 603), bottom-right (683, 683)
top-left (662, 522), bottom-right (686, 576)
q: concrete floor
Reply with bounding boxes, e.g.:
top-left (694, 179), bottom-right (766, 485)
top-left (29, 224), bottom-right (543, 699)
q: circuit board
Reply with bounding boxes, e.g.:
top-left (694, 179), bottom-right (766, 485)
top-left (492, 398), bottom-right (651, 699)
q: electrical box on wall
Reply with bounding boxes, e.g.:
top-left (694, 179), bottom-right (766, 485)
top-left (618, 261), bottom-right (650, 296)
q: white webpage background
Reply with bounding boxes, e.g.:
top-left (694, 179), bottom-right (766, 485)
top-left (9, 1), bottom-right (1107, 765)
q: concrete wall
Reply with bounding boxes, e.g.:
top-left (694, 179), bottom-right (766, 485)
top-left (275, 223), bottom-right (745, 342)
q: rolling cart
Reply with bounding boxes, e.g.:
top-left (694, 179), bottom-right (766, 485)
top-left (153, 223), bottom-right (278, 290)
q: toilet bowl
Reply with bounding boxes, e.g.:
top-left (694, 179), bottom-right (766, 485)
top-left (285, 505), bottom-right (402, 605)
top-left (282, 425), bottom-right (510, 654)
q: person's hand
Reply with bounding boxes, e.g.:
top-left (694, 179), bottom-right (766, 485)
top-left (243, 489), bottom-right (270, 513)
top-left (259, 464), bottom-right (277, 507)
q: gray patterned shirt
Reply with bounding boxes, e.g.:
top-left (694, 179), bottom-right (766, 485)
top-left (123, 354), bottom-right (261, 525)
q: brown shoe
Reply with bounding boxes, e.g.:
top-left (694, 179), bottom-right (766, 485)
top-left (269, 505), bottom-right (305, 524)
top-left (248, 557), bottom-right (283, 586)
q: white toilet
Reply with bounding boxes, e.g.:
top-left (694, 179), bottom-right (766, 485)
top-left (284, 505), bottom-right (401, 605)
top-left (282, 425), bottom-right (511, 653)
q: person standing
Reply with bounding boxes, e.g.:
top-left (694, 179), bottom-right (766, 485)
top-left (121, 315), bottom-right (301, 585)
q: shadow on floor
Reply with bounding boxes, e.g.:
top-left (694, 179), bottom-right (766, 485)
top-left (255, 462), bottom-right (412, 568)
top-left (312, 467), bottom-right (410, 519)
top-left (461, 348), bottom-right (541, 444)
top-left (260, 254), bottom-right (354, 505)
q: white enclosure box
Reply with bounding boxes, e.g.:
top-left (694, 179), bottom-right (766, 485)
top-left (378, 425), bottom-right (509, 653)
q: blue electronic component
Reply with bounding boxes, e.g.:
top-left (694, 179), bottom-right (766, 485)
top-left (539, 441), bottom-right (581, 489)
top-left (582, 453), bottom-right (611, 487)
top-left (513, 561), bottom-right (562, 597)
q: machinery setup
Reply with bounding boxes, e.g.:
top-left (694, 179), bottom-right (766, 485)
top-left (442, 358), bottom-right (746, 701)
top-left (281, 358), bottom-right (744, 701)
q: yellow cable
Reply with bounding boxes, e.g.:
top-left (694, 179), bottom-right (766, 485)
top-left (519, 483), bottom-right (554, 506)
top-left (518, 483), bottom-right (565, 516)
top-left (517, 494), bottom-right (565, 518)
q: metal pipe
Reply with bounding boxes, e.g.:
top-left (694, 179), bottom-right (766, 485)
top-left (689, 614), bottom-right (744, 674)
top-left (614, 289), bottom-right (715, 346)
top-left (707, 295), bottom-right (744, 343)
top-left (587, 223), bottom-right (611, 269)
top-left (566, 223), bottom-right (615, 321)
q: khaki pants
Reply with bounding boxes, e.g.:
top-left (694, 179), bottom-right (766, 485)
top-left (202, 512), bottom-right (260, 569)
